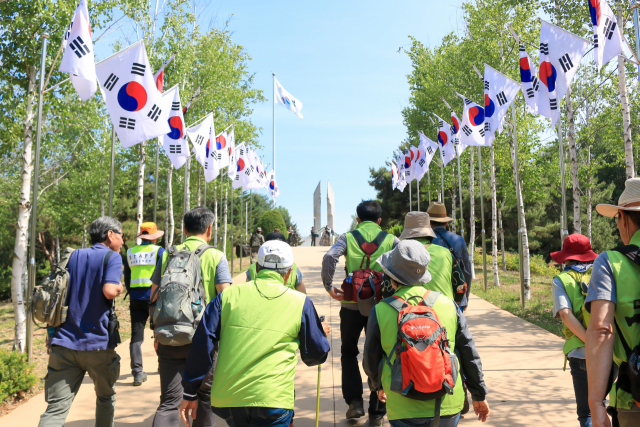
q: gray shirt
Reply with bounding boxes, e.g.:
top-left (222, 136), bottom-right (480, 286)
top-left (552, 276), bottom-right (586, 359)
top-left (585, 252), bottom-right (616, 311)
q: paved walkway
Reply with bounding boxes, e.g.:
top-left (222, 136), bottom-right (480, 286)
top-left (2, 247), bottom-right (577, 426)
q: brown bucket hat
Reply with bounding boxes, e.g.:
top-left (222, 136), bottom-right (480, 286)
top-left (426, 202), bottom-right (453, 223)
top-left (596, 177), bottom-right (640, 217)
top-left (399, 211), bottom-right (436, 240)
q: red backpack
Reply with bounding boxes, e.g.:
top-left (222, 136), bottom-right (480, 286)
top-left (341, 230), bottom-right (389, 316)
top-left (383, 290), bottom-right (458, 408)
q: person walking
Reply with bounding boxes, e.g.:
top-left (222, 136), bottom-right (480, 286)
top-left (150, 207), bottom-right (232, 427)
top-left (38, 217), bottom-right (125, 427)
top-left (550, 234), bottom-right (598, 427)
top-left (399, 211), bottom-right (466, 303)
top-left (249, 227), bottom-right (265, 263)
top-left (322, 200), bottom-right (398, 425)
top-left (246, 233), bottom-right (307, 294)
top-left (427, 202), bottom-right (473, 311)
top-left (586, 178), bottom-right (640, 427)
top-left (126, 222), bottom-right (165, 386)
top-left (311, 226), bottom-right (317, 246)
top-left (179, 240), bottom-right (331, 427)
top-left (363, 240), bottom-right (490, 427)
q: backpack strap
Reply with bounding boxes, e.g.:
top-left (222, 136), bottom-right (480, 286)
top-left (612, 245), bottom-right (640, 267)
top-left (433, 397), bottom-right (442, 427)
top-left (350, 230), bottom-right (389, 269)
top-left (420, 290), bottom-right (440, 308)
top-left (194, 244), bottom-right (214, 258)
top-left (433, 229), bottom-right (459, 264)
top-left (382, 295), bottom-right (405, 313)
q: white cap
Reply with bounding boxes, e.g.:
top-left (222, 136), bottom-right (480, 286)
top-left (257, 240), bottom-right (294, 269)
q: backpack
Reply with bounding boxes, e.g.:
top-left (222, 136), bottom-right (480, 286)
top-left (432, 230), bottom-right (468, 304)
top-left (31, 247), bottom-right (76, 327)
top-left (382, 290), bottom-right (458, 414)
top-left (341, 230), bottom-right (388, 316)
top-left (151, 244), bottom-right (212, 346)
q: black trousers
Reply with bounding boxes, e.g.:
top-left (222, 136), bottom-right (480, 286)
top-left (340, 307), bottom-right (386, 416)
top-left (130, 298), bottom-right (149, 375)
top-left (152, 343), bottom-right (217, 427)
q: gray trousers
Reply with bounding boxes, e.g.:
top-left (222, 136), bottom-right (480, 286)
top-left (152, 343), bottom-right (217, 427)
top-left (38, 345), bottom-right (120, 427)
top-left (129, 298), bottom-right (149, 375)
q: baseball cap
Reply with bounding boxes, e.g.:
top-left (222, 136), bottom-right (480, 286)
top-left (257, 240), bottom-right (294, 269)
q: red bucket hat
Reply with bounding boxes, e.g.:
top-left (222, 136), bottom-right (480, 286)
top-left (550, 234), bottom-right (598, 264)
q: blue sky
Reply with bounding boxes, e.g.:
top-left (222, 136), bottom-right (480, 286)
top-left (97, 0), bottom-right (465, 233)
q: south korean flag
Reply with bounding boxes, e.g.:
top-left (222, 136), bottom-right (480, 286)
top-left (483, 63), bottom-right (521, 146)
top-left (59, 0), bottom-right (97, 101)
top-left (389, 159), bottom-right (399, 191)
top-left (434, 114), bottom-right (457, 166)
top-left (590, 0), bottom-right (624, 71)
top-left (185, 112), bottom-right (213, 166)
top-left (538, 20), bottom-right (590, 125)
top-left (245, 150), bottom-right (267, 190)
top-left (161, 85), bottom-right (188, 169)
top-left (518, 42), bottom-right (539, 114)
top-left (232, 143), bottom-right (256, 189)
top-left (203, 121), bottom-right (220, 183)
top-left (418, 131), bottom-right (439, 170)
top-left (268, 170), bottom-right (281, 202)
top-left (456, 93), bottom-right (486, 147)
top-left (96, 41), bottom-right (170, 147)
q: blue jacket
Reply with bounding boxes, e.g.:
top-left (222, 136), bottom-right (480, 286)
top-left (432, 226), bottom-right (472, 307)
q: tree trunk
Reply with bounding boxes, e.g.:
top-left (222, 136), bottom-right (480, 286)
top-left (451, 177), bottom-right (457, 234)
top-left (587, 144), bottom-right (592, 241)
top-left (519, 181), bottom-right (531, 300)
top-left (167, 164), bottom-right (174, 247)
top-left (56, 234), bottom-right (60, 264)
top-left (490, 146), bottom-right (499, 287)
top-left (222, 184), bottom-right (228, 255)
top-left (618, 5), bottom-right (635, 179)
top-left (566, 88), bottom-right (581, 234)
top-left (82, 218), bottom-right (87, 249)
top-left (11, 65), bottom-right (37, 352)
top-left (469, 148), bottom-right (476, 279)
top-left (499, 201), bottom-right (506, 272)
top-left (136, 142), bottom-right (146, 245)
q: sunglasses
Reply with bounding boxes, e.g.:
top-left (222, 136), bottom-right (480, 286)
top-left (110, 230), bottom-right (123, 235)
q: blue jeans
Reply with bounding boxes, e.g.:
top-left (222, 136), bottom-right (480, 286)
top-left (389, 413), bottom-right (461, 427)
top-left (568, 358), bottom-right (591, 427)
top-left (211, 407), bottom-right (294, 427)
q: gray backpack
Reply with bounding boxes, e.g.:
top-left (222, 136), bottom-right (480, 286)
top-left (151, 244), bottom-right (212, 346)
top-left (31, 247), bottom-right (76, 327)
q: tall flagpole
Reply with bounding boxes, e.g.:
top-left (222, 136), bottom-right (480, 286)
top-left (439, 155), bottom-right (445, 203)
top-left (272, 73), bottom-right (276, 209)
top-left (455, 141), bottom-right (465, 241)
top-left (428, 169), bottom-right (432, 202)
top-left (409, 181), bottom-right (412, 212)
top-left (478, 147), bottom-right (488, 291)
top-left (417, 180), bottom-right (420, 211)
top-left (108, 126), bottom-right (115, 216)
top-left (512, 104), bottom-right (525, 308)
top-left (153, 138), bottom-right (160, 223)
top-left (557, 116), bottom-right (568, 245)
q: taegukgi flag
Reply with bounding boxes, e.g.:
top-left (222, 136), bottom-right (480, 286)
top-left (456, 93), bottom-right (486, 147)
top-left (274, 77), bottom-right (303, 119)
top-left (483, 63), bottom-right (521, 146)
top-left (589, 0), bottom-right (624, 71)
top-left (434, 114), bottom-right (457, 166)
top-left (59, 0), bottom-right (97, 101)
top-left (419, 131), bottom-right (439, 170)
top-left (403, 148), bottom-right (416, 183)
top-left (538, 20), bottom-right (590, 125)
top-left (389, 159), bottom-right (399, 190)
top-left (154, 52), bottom-right (176, 92)
top-left (268, 170), bottom-right (280, 201)
top-left (245, 150), bottom-right (268, 190)
top-left (518, 41), bottom-right (539, 114)
top-left (203, 121), bottom-right (220, 183)
top-left (396, 161), bottom-right (407, 192)
top-left (96, 41), bottom-right (170, 147)
top-left (185, 112), bottom-right (213, 166)
top-left (232, 143), bottom-right (255, 189)
top-left (161, 85), bottom-right (189, 169)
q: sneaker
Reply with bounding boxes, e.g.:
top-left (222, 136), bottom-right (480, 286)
top-left (133, 372), bottom-right (147, 386)
top-left (346, 400), bottom-right (365, 419)
top-left (369, 415), bottom-right (384, 426)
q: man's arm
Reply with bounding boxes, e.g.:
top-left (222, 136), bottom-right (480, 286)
top-left (182, 292), bottom-right (223, 400)
top-left (103, 252), bottom-right (124, 299)
top-left (363, 306), bottom-right (383, 391)
top-left (213, 256), bottom-right (233, 295)
top-left (586, 300), bottom-right (615, 427)
top-left (455, 307), bottom-right (488, 400)
top-left (298, 298), bottom-right (330, 366)
top-left (321, 233), bottom-right (347, 292)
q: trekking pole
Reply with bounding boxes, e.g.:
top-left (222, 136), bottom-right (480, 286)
top-left (316, 316), bottom-right (325, 427)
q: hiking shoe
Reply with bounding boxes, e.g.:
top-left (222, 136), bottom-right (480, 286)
top-left (133, 372), bottom-right (147, 386)
top-left (369, 415), bottom-right (384, 426)
top-left (346, 400), bottom-right (365, 419)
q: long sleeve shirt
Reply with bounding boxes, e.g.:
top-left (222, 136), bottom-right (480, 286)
top-left (432, 226), bottom-right (472, 307)
top-left (363, 303), bottom-right (487, 401)
top-left (182, 290), bottom-right (331, 400)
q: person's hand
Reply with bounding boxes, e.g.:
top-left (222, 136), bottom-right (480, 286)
top-left (590, 403), bottom-right (611, 427)
top-left (473, 400), bottom-right (490, 423)
top-left (180, 399), bottom-right (198, 427)
top-left (377, 390), bottom-right (387, 403)
top-left (328, 287), bottom-right (344, 301)
top-left (322, 320), bottom-right (331, 336)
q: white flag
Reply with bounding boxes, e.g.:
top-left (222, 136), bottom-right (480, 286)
top-left (538, 20), bottom-right (590, 125)
top-left (185, 113), bottom-right (213, 165)
top-left (96, 41), bottom-right (170, 147)
top-left (484, 64), bottom-right (521, 146)
top-left (434, 114), bottom-right (457, 166)
top-left (203, 122), bottom-right (220, 183)
top-left (396, 164), bottom-right (407, 192)
top-left (59, 0), bottom-right (97, 101)
top-left (153, 52), bottom-right (176, 92)
top-left (161, 85), bottom-right (188, 169)
top-left (590, 0), bottom-right (624, 70)
top-left (518, 41), bottom-right (540, 114)
top-left (268, 170), bottom-right (280, 201)
top-left (390, 159), bottom-right (399, 190)
top-left (403, 148), bottom-right (416, 183)
top-left (245, 150), bottom-right (268, 190)
top-left (232, 143), bottom-right (255, 189)
top-left (412, 145), bottom-right (428, 182)
top-left (227, 135), bottom-right (237, 179)
top-left (225, 127), bottom-right (236, 169)
top-left (274, 77), bottom-right (303, 119)
top-left (457, 93), bottom-right (486, 147)
top-left (212, 130), bottom-right (228, 170)
top-left (419, 131), bottom-right (440, 170)
top-left (448, 109), bottom-right (468, 156)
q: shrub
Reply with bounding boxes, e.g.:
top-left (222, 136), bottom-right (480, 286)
top-left (502, 251), bottom-right (558, 277)
top-left (387, 223), bottom-right (403, 238)
top-left (257, 210), bottom-right (288, 240)
top-left (0, 350), bottom-right (38, 404)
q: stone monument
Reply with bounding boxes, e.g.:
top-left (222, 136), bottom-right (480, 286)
top-left (313, 181), bottom-right (321, 232)
top-left (327, 181), bottom-right (335, 232)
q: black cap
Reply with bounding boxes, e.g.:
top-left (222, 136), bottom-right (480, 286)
top-left (265, 232), bottom-right (287, 242)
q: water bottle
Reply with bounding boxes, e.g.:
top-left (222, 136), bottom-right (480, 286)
top-left (346, 273), bottom-right (353, 284)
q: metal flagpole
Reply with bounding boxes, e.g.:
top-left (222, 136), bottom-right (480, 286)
top-left (27, 33), bottom-right (48, 361)
top-left (632, 2), bottom-right (640, 80)
top-left (512, 104), bottom-right (525, 308)
top-left (417, 180), bottom-right (420, 211)
top-left (557, 116), bottom-right (568, 245)
top-left (182, 156), bottom-right (190, 243)
top-left (478, 147), bottom-right (488, 291)
top-left (219, 174), bottom-right (224, 247)
top-left (153, 138), bottom-right (160, 223)
top-left (272, 73), bottom-right (276, 209)
top-left (428, 169), bottom-right (432, 202)
top-left (230, 186), bottom-right (235, 275)
top-left (108, 126), bottom-right (115, 216)
top-left (455, 140), bottom-right (465, 241)
top-left (239, 190), bottom-right (243, 271)
top-left (440, 157), bottom-right (445, 203)
top-left (204, 173), bottom-right (207, 207)
top-left (409, 181), bottom-right (412, 212)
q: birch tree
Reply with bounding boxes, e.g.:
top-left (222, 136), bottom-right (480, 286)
top-left (566, 88), bottom-right (581, 234)
top-left (490, 146), bottom-right (500, 287)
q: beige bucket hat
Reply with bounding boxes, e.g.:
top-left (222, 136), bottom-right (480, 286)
top-left (399, 211), bottom-right (436, 240)
top-left (426, 202), bottom-right (453, 223)
top-left (596, 177), bottom-right (640, 217)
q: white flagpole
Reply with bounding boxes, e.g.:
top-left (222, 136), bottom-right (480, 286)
top-left (478, 147), bottom-right (487, 291)
top-left (417, 180), bottom-right (420, 211)
top-left (440, 149), bottom-right (445, 203)
top-left (154, 137), bottom-right (160, 223)
top-left (272, 73), bottom-right (276, 209)
top-left (455, 141), bottom-right (465, 241)
top-left (409, 180), bottom-right (412, 212)
top-left (427, 169), bottom-right (431, 203)
top-left (108, 126), bottom-right (115, 216)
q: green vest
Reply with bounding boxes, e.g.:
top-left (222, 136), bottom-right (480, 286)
top-left (606, 231), bottom-right (640, 410)
top-left (413, 237), bottom-right (454, 301)
top-left (127, 244), bottom-right (161, 288)
top-left (248, 263), bottom-right (299, 291)
top-left (211, 269), bottom-right (306, 409)
top-left (555, 268), bottom-right (591, 356)
top-left (376, 286), bottom-right (464, 420)
top-left (344, 222), bottom-right (395, 306)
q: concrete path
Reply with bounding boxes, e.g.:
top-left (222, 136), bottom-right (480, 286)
top-left (2, 247), bottom-right (577, 426)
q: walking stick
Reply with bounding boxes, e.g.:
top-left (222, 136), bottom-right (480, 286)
top-left (316, 316), bottom-right (325, 427)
